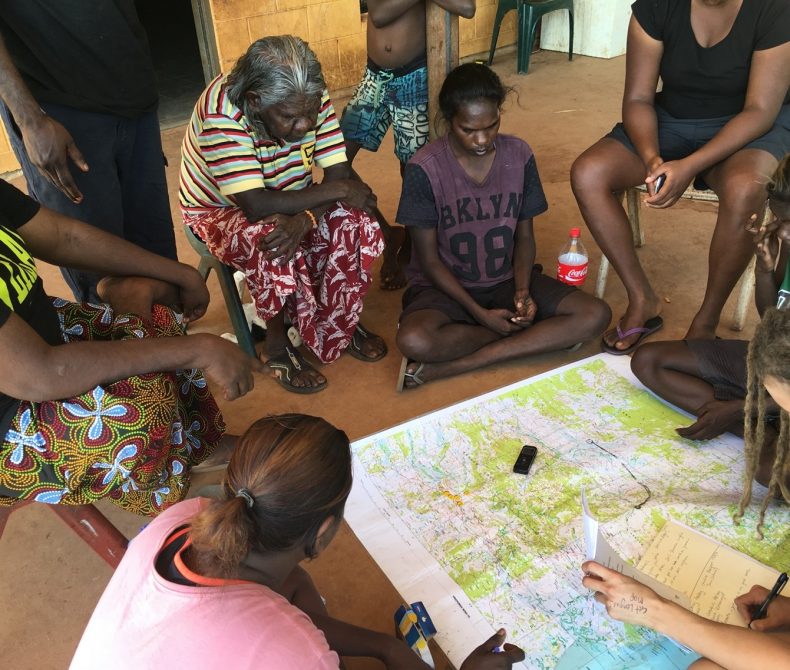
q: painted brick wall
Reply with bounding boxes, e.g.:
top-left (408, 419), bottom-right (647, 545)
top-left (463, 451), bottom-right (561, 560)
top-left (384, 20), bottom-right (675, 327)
top-left (210, 0), bottom-right (517, 91)
top-left (0, 1), bottom-right (516, 175)
top-left (0, 126), bottom-right (18, 174)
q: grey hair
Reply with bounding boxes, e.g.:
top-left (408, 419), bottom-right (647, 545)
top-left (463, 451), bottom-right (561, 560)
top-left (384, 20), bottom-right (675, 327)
top-left (226, 35), bottom-right (325, 138)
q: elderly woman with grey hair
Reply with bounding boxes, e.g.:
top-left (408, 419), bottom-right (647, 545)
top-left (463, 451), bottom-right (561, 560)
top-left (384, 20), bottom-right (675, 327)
top-left (179, 35), bottom-right (386, 394)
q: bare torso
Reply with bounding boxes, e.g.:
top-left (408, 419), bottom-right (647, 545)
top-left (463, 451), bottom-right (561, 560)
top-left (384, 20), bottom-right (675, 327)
top-left (366, 1), bottom-right (427, 69)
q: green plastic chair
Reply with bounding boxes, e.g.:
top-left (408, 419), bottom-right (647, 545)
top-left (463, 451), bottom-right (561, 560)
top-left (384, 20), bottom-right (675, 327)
top-left (487, 0), bottom-right (574, 74)
top-left (184, 225), bottom-right (257, 358)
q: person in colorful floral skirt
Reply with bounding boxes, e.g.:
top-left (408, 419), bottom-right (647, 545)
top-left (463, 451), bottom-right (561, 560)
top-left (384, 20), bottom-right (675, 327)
top-left (0, 178), bottom-right (261, 516)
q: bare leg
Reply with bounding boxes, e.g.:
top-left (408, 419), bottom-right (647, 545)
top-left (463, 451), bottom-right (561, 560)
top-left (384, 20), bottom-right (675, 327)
top-left (687, 148), bottom-right (777, 339)
top-left (396, 292), bottom-right (611, 387)
top-left (96, 275), bottom-right (181, 318)
top-left (631, 341), bottom-right (717, 414)
top-left (346, 140), bottom-right (408, 290)
top-left (263, 310), bottom-right (326, 390)
top-left (571, 139), bottom-right (662, 350)
top-left (632, 340), bottom-right (747, 439)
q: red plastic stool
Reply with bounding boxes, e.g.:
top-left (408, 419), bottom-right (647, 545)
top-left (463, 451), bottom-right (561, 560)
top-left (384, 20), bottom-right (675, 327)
top-left (0, 501), bottom-right (128, 568)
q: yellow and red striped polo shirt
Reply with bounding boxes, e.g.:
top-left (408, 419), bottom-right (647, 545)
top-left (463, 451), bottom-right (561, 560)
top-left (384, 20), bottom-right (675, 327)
top-left (179, 74), bottom-right (347, 213)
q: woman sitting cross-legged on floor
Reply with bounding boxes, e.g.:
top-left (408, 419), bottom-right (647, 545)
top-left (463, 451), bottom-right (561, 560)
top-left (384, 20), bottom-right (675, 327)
top-left (395, 63), bottom-right (611, 390)
top-left (0, 178), bottom-right (261, 515)
top-left (180, 35), bottom-right (387, 395)
top-left (70, 413), bottom-right (526, 670)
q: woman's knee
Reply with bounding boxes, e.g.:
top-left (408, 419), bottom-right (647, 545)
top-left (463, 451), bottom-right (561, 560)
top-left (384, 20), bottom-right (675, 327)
top-left (570, 141), bottom-right (637, 199)
top-left (717, 168), bottom-right (771, 219)
top-left (630, 341), bottom-right (666, 386)
top-left (561, 293), bottom-right (612, 338)
top-left (396, 322), bottom-right (437, 360)
top-left (570, 152), bottom-right (605, 198)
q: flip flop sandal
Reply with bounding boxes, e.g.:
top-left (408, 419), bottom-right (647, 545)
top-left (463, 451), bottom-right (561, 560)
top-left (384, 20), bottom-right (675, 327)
top-left (396, 357), bottom-right (426, 393)
top-left (601, 315), bottom-right (664, 356)
top-left (347, 324), bottom-right (388, 362)
top-left (265, 345), bottom-right (327, 394)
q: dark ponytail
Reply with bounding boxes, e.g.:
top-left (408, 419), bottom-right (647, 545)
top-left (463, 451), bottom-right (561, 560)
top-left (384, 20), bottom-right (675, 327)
top-left (190, 414), bottom-right (352, 577)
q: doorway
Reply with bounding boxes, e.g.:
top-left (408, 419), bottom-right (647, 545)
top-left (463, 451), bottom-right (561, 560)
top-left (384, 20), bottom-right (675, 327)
top-left (135, 0), bottom-right (216, 128)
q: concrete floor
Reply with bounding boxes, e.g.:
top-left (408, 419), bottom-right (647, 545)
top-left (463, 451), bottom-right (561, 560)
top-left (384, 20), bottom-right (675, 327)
top-left (0, 50), bottom-right (759, 669)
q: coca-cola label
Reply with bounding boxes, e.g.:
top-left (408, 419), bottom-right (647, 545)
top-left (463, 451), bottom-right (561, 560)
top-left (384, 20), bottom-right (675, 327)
top-left (557, 261), bottom-right (588, 286)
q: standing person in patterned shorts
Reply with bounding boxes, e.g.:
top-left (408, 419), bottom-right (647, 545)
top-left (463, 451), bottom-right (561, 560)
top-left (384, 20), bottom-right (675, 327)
top-left (0, 179), bottom-right (261, 516)
top-left (340, 0), bottom-right (476, 290)
top-left (180, 36), bottom-right (387, 395)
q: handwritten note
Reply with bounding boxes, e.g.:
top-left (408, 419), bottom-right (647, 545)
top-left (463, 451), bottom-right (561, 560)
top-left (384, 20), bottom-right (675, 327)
top-left (636, 520), bottom-right (780, 626)
top-left (582, 491), bottom-right (691, 608)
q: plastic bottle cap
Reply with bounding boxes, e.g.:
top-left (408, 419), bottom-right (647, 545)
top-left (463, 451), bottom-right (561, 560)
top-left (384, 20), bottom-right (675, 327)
top-left (570, 227), bottom-right (581, 237)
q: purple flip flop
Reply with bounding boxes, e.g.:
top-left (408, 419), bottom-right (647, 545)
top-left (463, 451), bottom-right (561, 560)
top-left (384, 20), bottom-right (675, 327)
top-left (601, 315), bottom-right (664, 356)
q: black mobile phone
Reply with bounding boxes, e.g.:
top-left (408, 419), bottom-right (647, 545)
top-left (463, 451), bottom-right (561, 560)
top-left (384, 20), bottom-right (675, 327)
top-left (654, 174), bottom-right (666, 193)
top-left (513, 445), bottom-right (538, 475)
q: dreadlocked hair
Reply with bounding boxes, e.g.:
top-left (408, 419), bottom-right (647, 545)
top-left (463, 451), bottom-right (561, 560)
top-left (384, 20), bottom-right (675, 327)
top-left (766, 153), bottom-right (790, 204)
top-left (734, 307), bottom-right (790, 537)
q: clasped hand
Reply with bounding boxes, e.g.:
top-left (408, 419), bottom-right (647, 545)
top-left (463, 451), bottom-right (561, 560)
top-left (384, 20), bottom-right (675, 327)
top-left (337, 178), bottom-right (378, 214)
top-left (643, 157), bottom-right (694, 209)
top-left (258, 212), bottom-right (312, 263)
top-left (476, 291), bottom-right (535, 335)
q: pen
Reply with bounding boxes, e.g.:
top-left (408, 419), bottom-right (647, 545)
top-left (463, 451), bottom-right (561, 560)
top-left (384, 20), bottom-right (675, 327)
top-left (749, 572), bottom-right (788, 625)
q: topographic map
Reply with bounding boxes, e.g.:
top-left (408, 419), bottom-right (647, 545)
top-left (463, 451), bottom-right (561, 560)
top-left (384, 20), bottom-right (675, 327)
top-left (345, 355), bottom-right (790, 669)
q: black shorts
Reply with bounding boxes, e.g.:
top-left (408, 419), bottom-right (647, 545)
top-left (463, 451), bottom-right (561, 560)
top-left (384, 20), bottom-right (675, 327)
top-left (685, 339), bottom-right (749, 401)
top-left (400, 265), bottom-right (576, 324)
top-left (606, 104), bottom-right (790, 190)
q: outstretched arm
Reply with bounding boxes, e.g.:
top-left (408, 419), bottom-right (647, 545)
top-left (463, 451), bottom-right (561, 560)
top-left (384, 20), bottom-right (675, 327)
top-left (0, 33), bottom-right (88, 203)
top-left (582, 561), bottom-right (790, 670)
top-left (0, 312), bottom-right (262, 402)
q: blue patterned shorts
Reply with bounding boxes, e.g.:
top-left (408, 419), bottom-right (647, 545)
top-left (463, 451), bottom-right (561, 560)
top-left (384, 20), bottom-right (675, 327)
top-left (340, 56), bottom-right (430, 164)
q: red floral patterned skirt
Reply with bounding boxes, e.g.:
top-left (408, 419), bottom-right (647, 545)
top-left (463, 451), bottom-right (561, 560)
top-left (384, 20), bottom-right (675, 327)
top-left (184, 202), bottom-right (384, 364)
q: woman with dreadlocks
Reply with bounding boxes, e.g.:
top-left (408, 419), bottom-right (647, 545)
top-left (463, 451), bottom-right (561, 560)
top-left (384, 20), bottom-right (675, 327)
top-left (581, 307), bottom-right (790, 670)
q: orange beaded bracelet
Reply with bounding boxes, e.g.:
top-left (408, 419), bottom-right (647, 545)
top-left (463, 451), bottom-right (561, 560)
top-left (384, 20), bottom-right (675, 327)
top-left (304, 209), bottom-right (318, 228)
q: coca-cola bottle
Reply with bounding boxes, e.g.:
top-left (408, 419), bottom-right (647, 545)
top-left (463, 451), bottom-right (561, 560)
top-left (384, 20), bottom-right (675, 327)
top-left (557, 227), bottom-right (589, 286)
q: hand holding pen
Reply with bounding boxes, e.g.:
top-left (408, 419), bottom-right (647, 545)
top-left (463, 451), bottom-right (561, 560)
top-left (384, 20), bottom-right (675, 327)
top-left (735, 574), bottom-right (790, 631)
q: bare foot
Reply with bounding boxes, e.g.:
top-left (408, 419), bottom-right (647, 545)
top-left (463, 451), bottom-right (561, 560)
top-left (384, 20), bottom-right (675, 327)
top-left (97, 276), bottom-right (179, 319)
top-left (380, 226), bottom-right (407, 291)
top-left (602, 295), bottom-right (662, 352)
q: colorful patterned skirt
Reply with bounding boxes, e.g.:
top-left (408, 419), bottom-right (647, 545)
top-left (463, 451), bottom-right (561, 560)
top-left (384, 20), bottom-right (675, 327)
top-left (184, 202), bottom-right (384, 364)
top-left (0, 300), bottom-right (226, 516)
